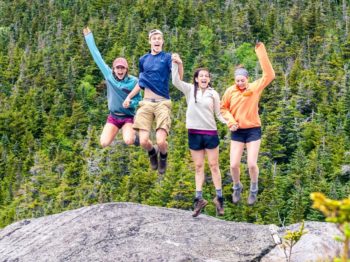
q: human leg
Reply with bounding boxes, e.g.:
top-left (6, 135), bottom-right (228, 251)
top-left (156, 128), bottom-right (168, 154)
top-left (206, 147), bottom-right (222, 190)
top-left (190, 149), bottom-right (208, 217)
top-left (246, 139), bottom-right (261, 205)
top-left (139, 129), bottom-right (158, 170)
top-left (156, 128), bottom-right (168, 174)
top-left (100, 123), bottom-right (119, 148)
top-left (230, 140), bottom-right (245, 203)
top-left (191, 149), bottom-right (206, 191)
top-left (121, 123), bottom-right (136, 145)
top-left (206, 146), bottom-right (225, 215)
top-left (133, 100), bottom-right (155, 151)
top-left (154, 100), bottom-right (171, 174)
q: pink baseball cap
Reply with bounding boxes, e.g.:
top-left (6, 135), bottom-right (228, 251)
top-left (113, 57), bottom-right (128, 69)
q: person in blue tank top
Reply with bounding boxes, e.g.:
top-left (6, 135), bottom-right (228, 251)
top-left (123, 29), bottom-right (183, 175)
top-left (83, 27), bottom-right (142, 148)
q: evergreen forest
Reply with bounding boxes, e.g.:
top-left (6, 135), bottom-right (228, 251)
top-left (1, 0), bottom-right (350, 228)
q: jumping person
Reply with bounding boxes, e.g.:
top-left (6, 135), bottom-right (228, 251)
top-left (83, 27), bottom-right (141, 147)
top-left (123, 29), bottom-right (183, 174)
top-left (220, 42), bottom-right (275, 205)
top-left (172, 54), bottom-right (226, 217)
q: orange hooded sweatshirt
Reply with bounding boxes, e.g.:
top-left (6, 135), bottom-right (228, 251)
top-left (220, 43), bottom-right (275, 129)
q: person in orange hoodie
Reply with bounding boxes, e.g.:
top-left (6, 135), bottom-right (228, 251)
top-left (220, 42), bottom-right (275, 205)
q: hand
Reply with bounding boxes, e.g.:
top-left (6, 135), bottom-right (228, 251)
top-left (83, 27), bottom-right (91, 36)
top-left (123, 97), bottom-right (131, 108)
top-left (172, 53), bottom-right (183, 64)
top-left (255, 42), bottom-right (263, 48)
top-left (230, 124), bottom-right (239, 132)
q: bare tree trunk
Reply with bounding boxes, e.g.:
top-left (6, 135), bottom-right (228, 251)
top-left (344, 0), bottom-right (349, 38)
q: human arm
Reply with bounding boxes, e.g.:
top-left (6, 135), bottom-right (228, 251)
top-left (171, 54), bottom-right (192, 95)
top-left (220, 88), bottom-right (239, 131)
top-left (83, 27), bottom-right (111, 79)
top-left (254, 42), bottom-right (275, 92)
top-left (213, 92), bottom-right (227, 125)
top-left (172, 53), bottom-right (184, 80)
top-left (129, 80), bottom-right (142, 109)
top-left (123, 84), bottom-right (141, 108)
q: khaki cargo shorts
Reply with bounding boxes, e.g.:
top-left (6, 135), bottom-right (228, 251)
top-left (133, 99), bottom-right (172, 134)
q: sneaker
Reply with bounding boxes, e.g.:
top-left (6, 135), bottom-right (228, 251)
top-left (192, 198), bottom-right (208, 217)
top-left (247, 190), bottom-right (258, 205)
top-left (148, 146), bottom-right (158, 170)
top-left (213, 196), bottom-right (224, 216)
top-left (158, 153), bottom-right (167, 174)
top-left (232, 183), bottom-right (243, 204)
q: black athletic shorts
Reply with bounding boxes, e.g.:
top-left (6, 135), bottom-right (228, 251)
top-left (188, 133), bottom-right (219, 150)
top-left (231, 127), bottom-right (261, 143)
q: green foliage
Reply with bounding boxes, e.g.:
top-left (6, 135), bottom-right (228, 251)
top-left (232, 43), bottom-right (257, 74)
top-left (282, 221), bottom-right (307, 262)
top-left (311, 193), bottom-right (350, 262)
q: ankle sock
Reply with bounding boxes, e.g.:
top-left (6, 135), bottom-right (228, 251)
top-left (196, 191), bottom-right (203, 199)
top-left (148, 147), bottom-right (156, 156)
top-left (216, 189), bottom-right (223, 197)
top-left (160, 152), bottom-right (167, 159)
top-left (250, 182), bottom-right (258, 192)
top-left (233, 182), bottom-right (242, 190)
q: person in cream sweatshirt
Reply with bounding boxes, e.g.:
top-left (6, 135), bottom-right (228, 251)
top-left (172, 54), bottom-right (227, 217)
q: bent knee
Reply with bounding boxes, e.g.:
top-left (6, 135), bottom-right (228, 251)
top-left (139, 138), bottom-right (149, 147)
top-left (230, 164), bottom-right (240, 171)
top-left (194, 163), bottom-right (204, 171)
top-left (124, 138), bottom-right (134, 146)
top-left (208, 162), bottom-right (219, 170)
top-left (156, 137), bottom-right (167, 147)
top-left (100, 140), bottom-right (110, 148)
top-left (248, 164), bottom-right (259, 171)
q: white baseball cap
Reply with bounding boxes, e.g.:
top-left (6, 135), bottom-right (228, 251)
top-left (148, 29), bottom-right (163, 39)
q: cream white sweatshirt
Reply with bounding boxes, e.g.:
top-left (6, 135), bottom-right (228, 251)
top-left (172, 62), bottom-right (226, 131)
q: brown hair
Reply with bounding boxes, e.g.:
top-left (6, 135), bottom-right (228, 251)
top-left (193, 68), bottom-right (212, 103)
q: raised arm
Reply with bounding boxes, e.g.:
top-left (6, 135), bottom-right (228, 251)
top-left (254, 42), bottom-right (275, 92)
top-left (173, 53), bottom-right (184, 80)
top-left (171, 54), bottom-right (192, 95)
top-left (83, 27), bottom-right (111, 79)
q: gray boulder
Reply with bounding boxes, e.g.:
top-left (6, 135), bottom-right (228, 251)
top-left (262, 222), bottom-right (343, 262)
top-left (0, 202), bottom-right (343, 262)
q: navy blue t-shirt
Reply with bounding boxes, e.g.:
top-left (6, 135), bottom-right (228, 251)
top-left (138, 51), bottom-right (172, 99)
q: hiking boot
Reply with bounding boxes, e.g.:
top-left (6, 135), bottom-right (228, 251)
top-left (192, 198), bottom-right (208, 217)
top-left (247, 190), bottom-right (258, 206)
top-left (213, 196), bottom-right (224, 216)
top-left (158, 153), bottom-right (167, 174)
top-left (232, 183), bottom-right (243, 204)
top-left (148, 146), bottom-right (158, 170)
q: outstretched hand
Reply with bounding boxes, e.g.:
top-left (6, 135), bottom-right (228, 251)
top-left (83, 27), bottom-right (91, 36)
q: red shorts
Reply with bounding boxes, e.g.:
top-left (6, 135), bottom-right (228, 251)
top-left (107, 114), bottom-right (134, 129)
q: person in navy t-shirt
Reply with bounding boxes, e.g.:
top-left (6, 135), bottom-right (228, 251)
top-left (123, 29), bottom-right (183, 174)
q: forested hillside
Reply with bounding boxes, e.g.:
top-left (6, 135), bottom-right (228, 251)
top-left (1, 0), bottom-right (350, 228)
